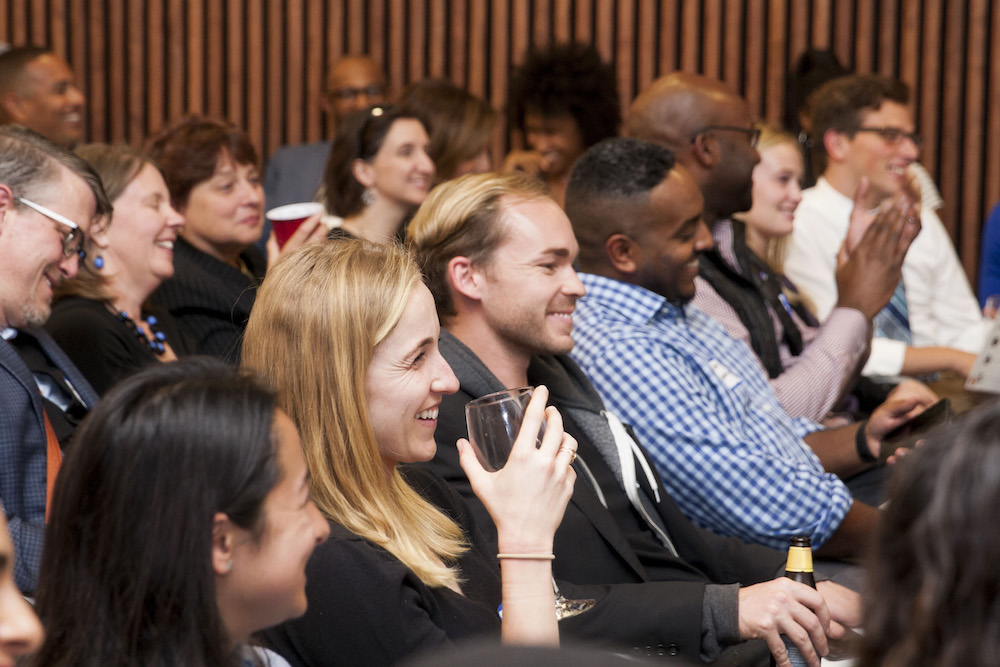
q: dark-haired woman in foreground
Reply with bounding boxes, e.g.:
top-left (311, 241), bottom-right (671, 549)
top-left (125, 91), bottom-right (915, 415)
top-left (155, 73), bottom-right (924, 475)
top-left (32, 359), bottom-right (329, 666)
top-left (860, 402), bottom-right (1000, 667)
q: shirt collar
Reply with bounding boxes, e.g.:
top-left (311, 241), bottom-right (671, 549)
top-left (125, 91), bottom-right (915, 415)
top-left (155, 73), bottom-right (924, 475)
top-left (578, 272), bottom-right (686, 324)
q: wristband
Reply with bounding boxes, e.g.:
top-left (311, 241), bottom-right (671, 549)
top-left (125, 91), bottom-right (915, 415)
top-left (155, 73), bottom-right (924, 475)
top-left (496, 553), bottom-right (555, 560)
top-left (855, 419), bottom-right (877, 463)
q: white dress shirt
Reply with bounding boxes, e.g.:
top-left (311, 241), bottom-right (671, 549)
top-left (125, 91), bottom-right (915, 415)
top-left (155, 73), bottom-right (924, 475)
top-left (785, 177), bottom-right (985, 377)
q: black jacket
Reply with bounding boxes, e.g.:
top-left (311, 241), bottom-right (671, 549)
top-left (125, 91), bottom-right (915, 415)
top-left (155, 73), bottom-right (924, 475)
top-left (420, 331), bottom-right (784, 663)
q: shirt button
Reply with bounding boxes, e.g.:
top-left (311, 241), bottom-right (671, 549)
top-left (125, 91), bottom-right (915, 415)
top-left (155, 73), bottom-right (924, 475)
top-left (667, 643), bottom-right (680, 656)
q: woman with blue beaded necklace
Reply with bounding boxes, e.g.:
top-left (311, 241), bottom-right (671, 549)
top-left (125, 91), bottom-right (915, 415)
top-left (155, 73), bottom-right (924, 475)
top-left (45, 143), bottom-right (193, 395)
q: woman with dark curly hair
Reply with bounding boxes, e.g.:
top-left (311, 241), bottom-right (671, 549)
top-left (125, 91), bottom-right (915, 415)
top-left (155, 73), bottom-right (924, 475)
top-left (859, 402), bottom-right (1000, 667)
top-left (503, 42), bottom-right (620, 207)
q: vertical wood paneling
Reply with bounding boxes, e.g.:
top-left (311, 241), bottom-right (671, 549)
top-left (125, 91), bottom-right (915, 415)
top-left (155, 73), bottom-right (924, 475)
top-left (488, 0), bottom-right (508, 159)
top-left (467, 0), bottom-right (486, 96)
top-left (701, 0), bottom-right (721, 82)
top-left (615, 0), bottom-right (634, 115)
top-left (593, 0), bottom-right (613, 62)
top-left (744, 0), bottom-right (764, 111)
top-left (680, 1), bottom-right (699, 72)
top-left (986, 3), bottom-right (1000, 223)
top-left (85, 0), bottom-right (103, 141)
top-left (448, 0), bottom-right (467, 84)
top-left (657, 0), bottom-right (677, 75)
top-left (939, 0), bottom-right (964, 244)
top-left (962, 0), bottom-right (988, 272)
top-left (265, 0), bottom-right (284, 154)
top-left (765, 0), bottom-right (787, 119)
top-left (225, 0), bottom-right (244, 129)
top-left (722, 0), bottom-right (743, 87)
top-left (127, 2), bottom-right (145, 142)
top-left (204, 1), bottom-right (224, 121)
top-left (107, 0), bottom-right (125, 142)
top-left (899, 2), bottom-right (919, 88)
top-left (28, 0), bottom-right (42, 43)
top-left (919, 0), bottom-right (942, 201)
top-left (2, 0), bottom-right (998, 285)
top-left (532, 0), bottom-right (551, 46)
top-left (636, 1), bottom-right (656, 93)
top-left (145, 0), bottom-right (164, 136)
top-left (554, 0), bottom-right (571, 44)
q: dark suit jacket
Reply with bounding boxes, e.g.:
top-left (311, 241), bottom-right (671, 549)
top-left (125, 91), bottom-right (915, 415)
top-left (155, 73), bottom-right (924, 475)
top-left (421, 331), bottom-right (783, 663)
top-left (0, 327), bottom-right (98, 593)
top-left (263, 140), bottom-right (331, 210)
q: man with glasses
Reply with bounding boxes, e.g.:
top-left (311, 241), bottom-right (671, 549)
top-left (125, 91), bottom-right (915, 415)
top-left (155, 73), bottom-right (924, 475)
top-left (0, 125), bottom-right (110, 594)
top-left (785, 74), bottom-right (983, 380)
top-left (264, 54), bottom-right (387, 211)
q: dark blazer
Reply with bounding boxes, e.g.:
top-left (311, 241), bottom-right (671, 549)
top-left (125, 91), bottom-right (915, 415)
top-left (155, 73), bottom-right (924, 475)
top-left (150, 238), bottom-right (266, 364)
top-left (263, 140), bottom-right (330, 210)
top-left (0, 327), bottom-right (98, 593)
top-left (421, 331), bottom-right (783, 663)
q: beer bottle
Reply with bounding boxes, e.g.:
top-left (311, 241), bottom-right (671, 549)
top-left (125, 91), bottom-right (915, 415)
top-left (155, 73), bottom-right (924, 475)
top-left (771, 536), bottom-right (815, 667)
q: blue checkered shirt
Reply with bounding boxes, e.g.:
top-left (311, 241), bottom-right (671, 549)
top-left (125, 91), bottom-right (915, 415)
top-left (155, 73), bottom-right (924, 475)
top-left (570, 273), bottom-right (853, 549)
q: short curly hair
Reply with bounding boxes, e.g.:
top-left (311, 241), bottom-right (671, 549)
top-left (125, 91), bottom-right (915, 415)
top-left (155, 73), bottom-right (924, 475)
top-left (508, 42), bottom-right (621, 148)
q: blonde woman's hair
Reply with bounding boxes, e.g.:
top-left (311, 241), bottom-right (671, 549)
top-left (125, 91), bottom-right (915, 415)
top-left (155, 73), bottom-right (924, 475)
top-left (743, 123), bottom-right (802, 273)
top-left (242, 239), bottom-right (467, 589)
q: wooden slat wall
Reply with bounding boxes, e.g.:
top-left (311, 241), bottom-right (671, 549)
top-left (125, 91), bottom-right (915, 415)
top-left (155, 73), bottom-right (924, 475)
top-left (0, 0), bottom-right (997, 286)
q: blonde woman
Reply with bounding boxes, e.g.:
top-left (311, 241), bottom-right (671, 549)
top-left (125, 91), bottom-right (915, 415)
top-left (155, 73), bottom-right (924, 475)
top-left (243, 240), bottom-right (576, 665)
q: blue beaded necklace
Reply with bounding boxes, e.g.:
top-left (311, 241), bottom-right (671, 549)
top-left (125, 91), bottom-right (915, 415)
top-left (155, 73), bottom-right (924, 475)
top-left (116, 309), bottom-right (167, 355)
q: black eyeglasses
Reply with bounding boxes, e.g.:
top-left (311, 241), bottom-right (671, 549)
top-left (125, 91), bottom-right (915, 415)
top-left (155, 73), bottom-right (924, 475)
top-left (14, 195), bottom-right (86, 259)
top-left (853, 126), bottom-right (922, 149)
top-left (691, 125), bottom-right (761, 148)
top-left (328, 84), bottom-right (386, 102)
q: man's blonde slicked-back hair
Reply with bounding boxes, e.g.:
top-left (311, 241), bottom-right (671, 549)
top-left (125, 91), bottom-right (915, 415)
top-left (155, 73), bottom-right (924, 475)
top-left (407, 171), bottom-right (548, 321)
top-left (243, 239), bottom-right (467, 589)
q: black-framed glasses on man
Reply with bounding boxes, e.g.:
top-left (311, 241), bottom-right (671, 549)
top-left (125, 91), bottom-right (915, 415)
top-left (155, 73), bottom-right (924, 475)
top-left (690, 125), bottom-right (761, 149)
top-left (328, 84), bottom-right (386, 102)
top-left (853, 126), bottom-right (922, 149)
top-left (14, 195), bottom-right (86, 259)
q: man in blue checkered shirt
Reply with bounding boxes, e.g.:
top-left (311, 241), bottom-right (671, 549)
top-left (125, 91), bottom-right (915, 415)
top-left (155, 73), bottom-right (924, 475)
top-left (566, 136), bottom-right (931, 560)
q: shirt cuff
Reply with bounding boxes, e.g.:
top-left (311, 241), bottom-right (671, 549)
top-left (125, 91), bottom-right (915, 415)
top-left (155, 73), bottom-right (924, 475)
top-left (701, 583), bottom-right (741, 661)
top-left (861, 337), bottom-right (907, 377)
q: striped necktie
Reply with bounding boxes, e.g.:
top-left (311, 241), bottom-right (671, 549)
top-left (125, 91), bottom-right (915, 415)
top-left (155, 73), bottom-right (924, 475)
top-left (873, 280), bottom-right (912, 344)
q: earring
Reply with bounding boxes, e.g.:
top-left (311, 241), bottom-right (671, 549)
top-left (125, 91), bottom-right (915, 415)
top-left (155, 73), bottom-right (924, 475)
top-left (225, 558), bottom-right (233, 572)
top-left (93, 253), bottom-right (104, 270)
top-left (361, 188), bottom-right (376, 206)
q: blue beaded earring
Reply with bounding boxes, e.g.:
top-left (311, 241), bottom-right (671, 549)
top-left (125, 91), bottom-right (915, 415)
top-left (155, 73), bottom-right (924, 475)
top-left (93, 253), bottom-right (104, 270)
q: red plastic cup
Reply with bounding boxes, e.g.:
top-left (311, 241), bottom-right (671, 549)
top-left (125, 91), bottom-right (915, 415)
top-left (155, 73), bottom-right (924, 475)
top-left (266, 202), bottom-right (325, 247)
